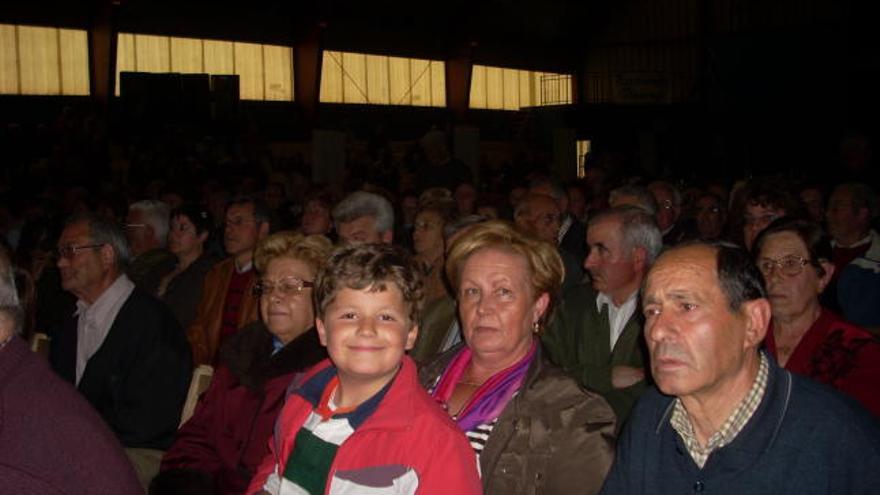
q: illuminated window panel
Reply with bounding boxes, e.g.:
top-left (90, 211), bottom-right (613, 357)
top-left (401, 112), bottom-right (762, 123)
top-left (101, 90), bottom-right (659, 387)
top-left (320, 50), bottom-right (445, 107)
top-left (116, 33), bottom-right (293, 101)
top-left (0, 24), bottom-right (89, 96)
top-left (470, 65), bottom-right (572, 110)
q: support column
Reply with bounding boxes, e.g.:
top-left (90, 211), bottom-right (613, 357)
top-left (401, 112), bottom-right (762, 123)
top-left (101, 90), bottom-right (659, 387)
top-left (445, 45), bottom-right (473, 124)
top-left (89, 0), bottom-right (116, 108)
top-left (293, 24), bottom-right (323, 125)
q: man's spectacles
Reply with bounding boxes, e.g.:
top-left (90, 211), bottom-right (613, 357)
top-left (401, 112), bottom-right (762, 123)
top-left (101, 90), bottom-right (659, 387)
top-left (56, 243), bottom-right (105, 260)
top-left (253, 277), bottom-right (314, 298)
top-left (757, 255), bottom-right (811, 277)
top-left (123, 223), bottom-right (147, 230)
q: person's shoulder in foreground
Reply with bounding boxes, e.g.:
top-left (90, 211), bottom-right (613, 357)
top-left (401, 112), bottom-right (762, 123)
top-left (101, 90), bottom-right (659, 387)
top-left (2, 336), bottom-right (143, 495)
top-left (602, 364), bottom-right (880, 495)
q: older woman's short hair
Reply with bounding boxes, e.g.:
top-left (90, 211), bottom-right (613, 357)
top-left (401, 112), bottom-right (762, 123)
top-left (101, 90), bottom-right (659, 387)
top-left (445, 220), bottom-right (564, 327)
top-left (752, 217), bottom-right (832, 277)
top-left (589, 206), bottom-right (663, 265)
top-left (314, 244), bottom-right (423, 325)
top-left (254, 231), bottom-right (333, 276)
top-left (0, 250), bottom-right (22, 335)
top-left (65, 212), bottom-right (131, 269)
top-left (332, 191), bottom-right (395, 233)
top-left (129, 200), bottom-right (170, 247)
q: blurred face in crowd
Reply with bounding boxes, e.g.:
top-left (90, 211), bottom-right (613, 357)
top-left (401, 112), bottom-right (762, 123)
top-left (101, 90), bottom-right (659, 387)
top-left (455, 183), bottom-right (477, 216)
top-left (516, 195), bottom-right (561, 244)
top-left (224, 202), bottom-right (266, 264)
top-left (743, 202), bottom-right (784, 251)
top-left (300, 200), bottom-right (332, 236)
top-left (457, 248), bottom-right (549, 366)
top-left (124, 209), bottom-right (153, 257)
top-left (337, 215), bottom-right (390, 245)
top-left (757, 231), bottom-right (831, 323)
top-left (799, 188), bottom-right (825, 224)
top-left (584, 217), bottom-right (644, 304)
top-left (412, 210), bottom-right (445, 259)
top-left (259, 256), bottom-right (316, 344)
top-left (57, 221), bottom-right (115, 303)
top-left (826, 187), bottom-right (869, 246)
top-left (648, 184), bottom-right (681, 232)
top-left (695, 195), bottom-right (726, 240)
top-left (643, 245), bottom-right (767, 406)
top-left (168, 214), bottom-right (207, 260)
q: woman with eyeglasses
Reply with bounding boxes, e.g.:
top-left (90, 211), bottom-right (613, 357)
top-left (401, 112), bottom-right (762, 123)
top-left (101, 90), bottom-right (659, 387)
top-left (153, 232), bottom-right (331, 495)
top-left (156, 204), bottom-right (218, 330)
top-left (754, 218), bottom-right (880, 416)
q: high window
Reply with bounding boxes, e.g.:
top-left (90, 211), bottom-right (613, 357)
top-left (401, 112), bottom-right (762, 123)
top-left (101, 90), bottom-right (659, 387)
top-left (0, 24), bottom-right (90, 96)
top-left (116, 33), bottom-right (293, 101)
top-left (470, 65), bottom-right (572, 110)
top-left (320, 50), bottom-right (445, 107)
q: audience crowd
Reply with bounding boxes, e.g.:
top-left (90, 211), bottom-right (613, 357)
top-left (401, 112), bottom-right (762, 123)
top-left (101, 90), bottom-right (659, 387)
top-left (1, 109), bottom-right (879, 494)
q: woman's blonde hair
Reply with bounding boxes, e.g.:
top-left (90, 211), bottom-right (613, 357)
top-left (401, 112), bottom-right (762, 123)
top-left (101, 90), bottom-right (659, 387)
top-left (254, 231), bottom-right (333, 276)
top-left (445, 220), bottom-right (564, 328)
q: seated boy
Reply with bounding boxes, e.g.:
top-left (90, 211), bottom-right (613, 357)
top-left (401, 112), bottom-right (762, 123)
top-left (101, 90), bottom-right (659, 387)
top-left (248, 244), bottom-right (481, 495)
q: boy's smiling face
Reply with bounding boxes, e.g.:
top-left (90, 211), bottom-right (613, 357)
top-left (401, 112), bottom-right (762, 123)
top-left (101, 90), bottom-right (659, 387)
top-left (316, 284), bottom-right (418, 388)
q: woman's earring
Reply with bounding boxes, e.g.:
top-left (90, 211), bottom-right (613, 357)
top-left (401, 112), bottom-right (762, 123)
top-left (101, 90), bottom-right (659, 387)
top-left (532, 321), bottom-right (540, 334)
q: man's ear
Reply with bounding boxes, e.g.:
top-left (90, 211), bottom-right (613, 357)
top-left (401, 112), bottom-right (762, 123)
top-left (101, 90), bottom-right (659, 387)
top-left (198, 231), bottom-right (209, 244)
top-left (405, 324), bottom-right (419, 351)
top-left (315, 318), bottom-right (328, 347)
top-left (741, 298), bottom-right (771, 349)
top-left (532, 292), bottom-right (551, 327)
top-left (100, 244), bottom-right (116, 268)
top-left (817, 260), bottom-right (835, 293)
top-left (381, 230), bottom-right (394, 245)
top-left (631, 246), bottom-right (647, 273)
top-left (258, 221), bottom-right (270, 239)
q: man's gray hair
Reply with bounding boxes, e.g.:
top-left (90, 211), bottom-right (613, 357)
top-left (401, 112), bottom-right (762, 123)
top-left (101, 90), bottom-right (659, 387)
top-left (66, 212), bottom-right (132, 270)
top-left (609, 185), bottom-right (658, 216)
top-left (332, 191), bottom-right (395, 233)
top-left (648, 180), bottom-right (683, 207)
top-left (589, 205), bottom-right (663, 264)
top-left (0, 251), bottom-right (22, 335)
top-left (129, 200), bottom-right (170, 247)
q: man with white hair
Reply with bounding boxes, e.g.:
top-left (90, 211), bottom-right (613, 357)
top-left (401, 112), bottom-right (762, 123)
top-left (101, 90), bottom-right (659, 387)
top-left (0, 252), bottom-right (142, 493)
top-left (332, 191), bottom-right (395, 245)
top-left (543, 206), bottom-right (662, 422)
top-left (125, 199), bottom-right (176, 294)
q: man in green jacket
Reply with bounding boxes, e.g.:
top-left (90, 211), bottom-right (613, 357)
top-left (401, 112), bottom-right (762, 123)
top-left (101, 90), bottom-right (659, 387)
top-left (543, 206), bottom-right (662, 423)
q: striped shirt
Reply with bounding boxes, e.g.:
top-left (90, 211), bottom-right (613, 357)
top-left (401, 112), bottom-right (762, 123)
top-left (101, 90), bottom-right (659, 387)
top-left (670, 353), bottom-right (770, 468)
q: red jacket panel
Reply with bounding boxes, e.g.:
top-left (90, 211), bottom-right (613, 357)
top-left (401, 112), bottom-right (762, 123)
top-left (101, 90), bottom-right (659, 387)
top-left (247, 356), bottom-right (482, 495)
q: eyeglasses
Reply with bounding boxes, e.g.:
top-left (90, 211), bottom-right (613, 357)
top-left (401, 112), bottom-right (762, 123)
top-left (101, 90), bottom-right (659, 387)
top-left (56, 243), bottom-right (105, 260)
top-left (123, 223), bottom-right (147, 230)
top-left (757, 255), bottom-right (811, 277)
top-left (253, 277), bottom-right (314, 298)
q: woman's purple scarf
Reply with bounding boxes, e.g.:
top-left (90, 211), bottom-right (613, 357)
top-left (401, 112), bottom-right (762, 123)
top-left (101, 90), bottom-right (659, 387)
top-left (431, 340), bottom-right (536, 431)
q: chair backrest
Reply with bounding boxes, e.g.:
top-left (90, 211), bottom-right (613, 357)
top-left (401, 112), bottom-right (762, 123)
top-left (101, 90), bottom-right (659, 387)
top-left (178, 364), bottom-right (214, 427)
top-left (29, 332), bottom-right (51, 359)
